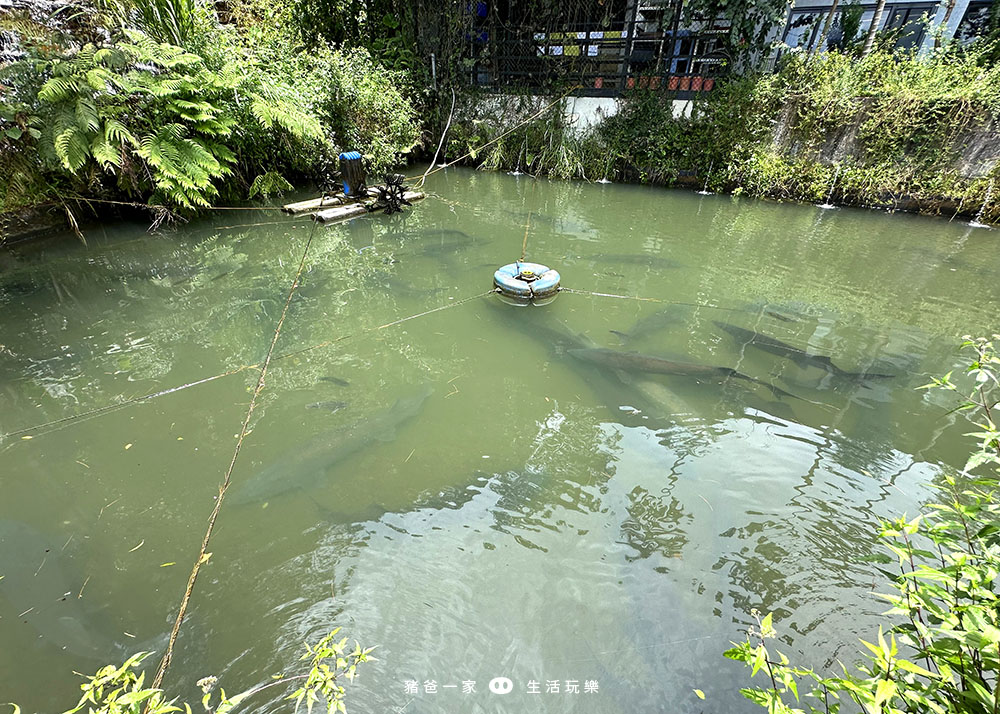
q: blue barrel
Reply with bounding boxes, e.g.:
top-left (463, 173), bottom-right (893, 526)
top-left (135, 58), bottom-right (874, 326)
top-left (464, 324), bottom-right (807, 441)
top-left (339, 151), bottom-right (365, 197)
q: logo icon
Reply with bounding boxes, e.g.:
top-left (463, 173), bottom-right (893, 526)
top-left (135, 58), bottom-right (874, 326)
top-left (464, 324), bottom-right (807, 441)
top-left (488, 677), bottom-right (513, 694)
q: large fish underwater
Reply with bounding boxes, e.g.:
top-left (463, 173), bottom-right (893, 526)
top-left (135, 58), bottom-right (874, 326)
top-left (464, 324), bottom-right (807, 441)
top-left (0, 520), bottom-right (130, 661)
top-left (233, 384), bottom-right (433, 504)
top-left (566, 347), bottom-right (809, 403)
top-left (714, 322), bottom-right (895, 380)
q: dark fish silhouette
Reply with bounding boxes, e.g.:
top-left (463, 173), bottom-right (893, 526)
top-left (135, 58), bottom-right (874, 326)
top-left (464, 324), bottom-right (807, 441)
top-left (611, 306), bottom-right (686, 343)
top-left (415, 228), bottom-right (472, 240)
top-left (593, 254), bottom-right (681, 270)
top-left (306, 400), bottom-right (348, 413)
top-left (417, 237), bottom-right (490, 256)
top-left (714, 322), bottom-right (894, 380)
top-left (319, 376), bottom-right (350, 387)
top-left (483, 300), bottom-right (694, 416)
top-left (567, 347), bottom-right (809, 403)
top-left (764, 310), bottom-right (797, 323)
top-left (234, 385), bottom-right (433, 504)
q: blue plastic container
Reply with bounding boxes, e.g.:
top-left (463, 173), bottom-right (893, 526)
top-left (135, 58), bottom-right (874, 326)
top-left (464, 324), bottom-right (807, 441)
top-left (338, 151), bottom-right (364, 197)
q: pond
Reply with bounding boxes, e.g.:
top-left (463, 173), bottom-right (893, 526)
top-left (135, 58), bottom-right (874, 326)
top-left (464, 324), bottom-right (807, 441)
top-left (1, 168), bottom-right (997, 712)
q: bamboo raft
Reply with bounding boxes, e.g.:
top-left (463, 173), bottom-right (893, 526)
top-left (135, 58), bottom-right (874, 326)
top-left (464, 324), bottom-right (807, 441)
top-left (282, 187), bottom-right (426, 223)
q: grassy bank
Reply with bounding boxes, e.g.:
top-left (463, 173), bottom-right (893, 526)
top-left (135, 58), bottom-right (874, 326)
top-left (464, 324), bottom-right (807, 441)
top-left (447, 46), bottom-right (1000, 224)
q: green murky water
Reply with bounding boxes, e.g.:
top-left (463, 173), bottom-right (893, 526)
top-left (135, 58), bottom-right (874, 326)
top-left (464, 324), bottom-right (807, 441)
top-left (1, 168), bottom-right (997, 712)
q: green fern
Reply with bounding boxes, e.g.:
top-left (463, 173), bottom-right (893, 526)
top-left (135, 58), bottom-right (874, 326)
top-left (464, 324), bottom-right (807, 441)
top-left (7, 25), bottom-right (417, 212)
top-left (38, 75), bottom-right (80, 103)
top-left (26, 35), bottom-right (241, 207)
top-left (53, 125), bottom-right (90, 172)
top-left (248, 171), bottom-right (293, 198)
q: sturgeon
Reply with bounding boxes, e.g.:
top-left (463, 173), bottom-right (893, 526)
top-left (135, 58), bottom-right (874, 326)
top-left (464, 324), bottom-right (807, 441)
top-left (0, 520), bottom-right (116, 660)
top-left (566, 347), bottom-right (810, 403)
top-left (714, 322), bottom-right (895, 380)
top-left (483, 300), bottom-right (695, 418)
top-left (233, 385), bottom-right (433, 504)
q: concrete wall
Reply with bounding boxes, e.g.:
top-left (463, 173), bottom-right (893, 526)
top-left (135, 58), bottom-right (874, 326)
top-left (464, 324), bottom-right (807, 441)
top-left (560, 96), bottom-right (692, 132)
top-left (563, 97), bottom-right (618, 131)
top-left (772, 99), bottom-right (1000, 178)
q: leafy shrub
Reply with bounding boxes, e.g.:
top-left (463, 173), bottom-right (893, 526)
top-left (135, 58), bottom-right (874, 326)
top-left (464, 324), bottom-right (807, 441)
top-left (0, 4), bottom-right (419, 215)
top-left (725, 336), bottom-right (1000, 714)
top-left (312, 47), bottom-right (420, 177)
top-left (13, 628), bottom-right (374, 714)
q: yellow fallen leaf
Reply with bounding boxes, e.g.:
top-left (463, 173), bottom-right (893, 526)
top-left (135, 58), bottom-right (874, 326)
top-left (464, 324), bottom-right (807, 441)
top-left (160, 562), bottom-right (176, 567)
top-left (198, 552), bottom-right (212, 565)
top-left (125, 443), bottom-right (133, 450)
top-left (21, 435), bottom-right (32, 440)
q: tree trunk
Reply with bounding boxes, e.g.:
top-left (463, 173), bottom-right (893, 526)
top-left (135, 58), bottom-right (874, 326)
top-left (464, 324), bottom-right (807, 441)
top-left (810, 0), bottom-right (841, 57)
top-left (935, 0), bottom-right (958, 47)
top-left (861, 0), bottom-right (887, 56)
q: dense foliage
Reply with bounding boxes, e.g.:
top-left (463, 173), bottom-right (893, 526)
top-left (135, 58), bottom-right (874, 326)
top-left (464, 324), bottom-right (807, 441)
top-left (726, 336), bottom-right (1000, 714)
top-left (0, 0), bottom-right (419, 217)
top-left (726, 46), bottom-right (1000, 220)
top-left (447, 42), bottom-right (1000, 223)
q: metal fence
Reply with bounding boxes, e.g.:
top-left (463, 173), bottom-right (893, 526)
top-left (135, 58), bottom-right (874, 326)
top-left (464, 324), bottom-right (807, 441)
top-left (460, 4), bottom-right (731, 97)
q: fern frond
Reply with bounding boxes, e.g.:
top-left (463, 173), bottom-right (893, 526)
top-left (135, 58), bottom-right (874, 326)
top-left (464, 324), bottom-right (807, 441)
top-left (249, 95), bottom-right (277, 129)
top-left (137, 125), bottom-right (229, 207)
top-left (94, 47), bottom-right (127, 68)
top-left (122, 30), bottom-right (202, 70)
top-left (76, 96), bottom-right (100, 132)
top-left (205, 141), bottom-right (235, 164)
top-left (104, 119), bottom-right (138, 148)
top-left (54, 126), bottom-right (90, 172)
top-left (84, 67), bottom-right (114, 91)
top-left (91, 135), bottom-right (122, 168)
top-left (248, 171), bottom-right (293, 199)
top-left (38, 76), bottom-right (78, 103)
top-left (75, 44), bottom-right (97, 66)
top-left (250, 93), bottom-right (323, 141)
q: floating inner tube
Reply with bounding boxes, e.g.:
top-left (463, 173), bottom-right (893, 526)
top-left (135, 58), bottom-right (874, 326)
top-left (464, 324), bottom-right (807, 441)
top-left (494, 262), bottom-right (561, 300)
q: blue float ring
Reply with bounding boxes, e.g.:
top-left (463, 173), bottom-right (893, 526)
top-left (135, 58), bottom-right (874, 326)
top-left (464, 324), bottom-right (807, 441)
top-left (494, 262), bottom-right (561, 300)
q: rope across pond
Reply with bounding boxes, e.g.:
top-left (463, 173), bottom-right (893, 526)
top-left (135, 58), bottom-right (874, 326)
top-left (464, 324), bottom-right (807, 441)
top-left (1, 288), bottom-right (746, 443)
top-left (2, 276), bottom-right (750, 697)
top-left (0, 291), bottom-right (498, 443)
top-left (148, 216), bottom-right (320, 694)
top-left (559, 287), bottom-right (746, 312)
